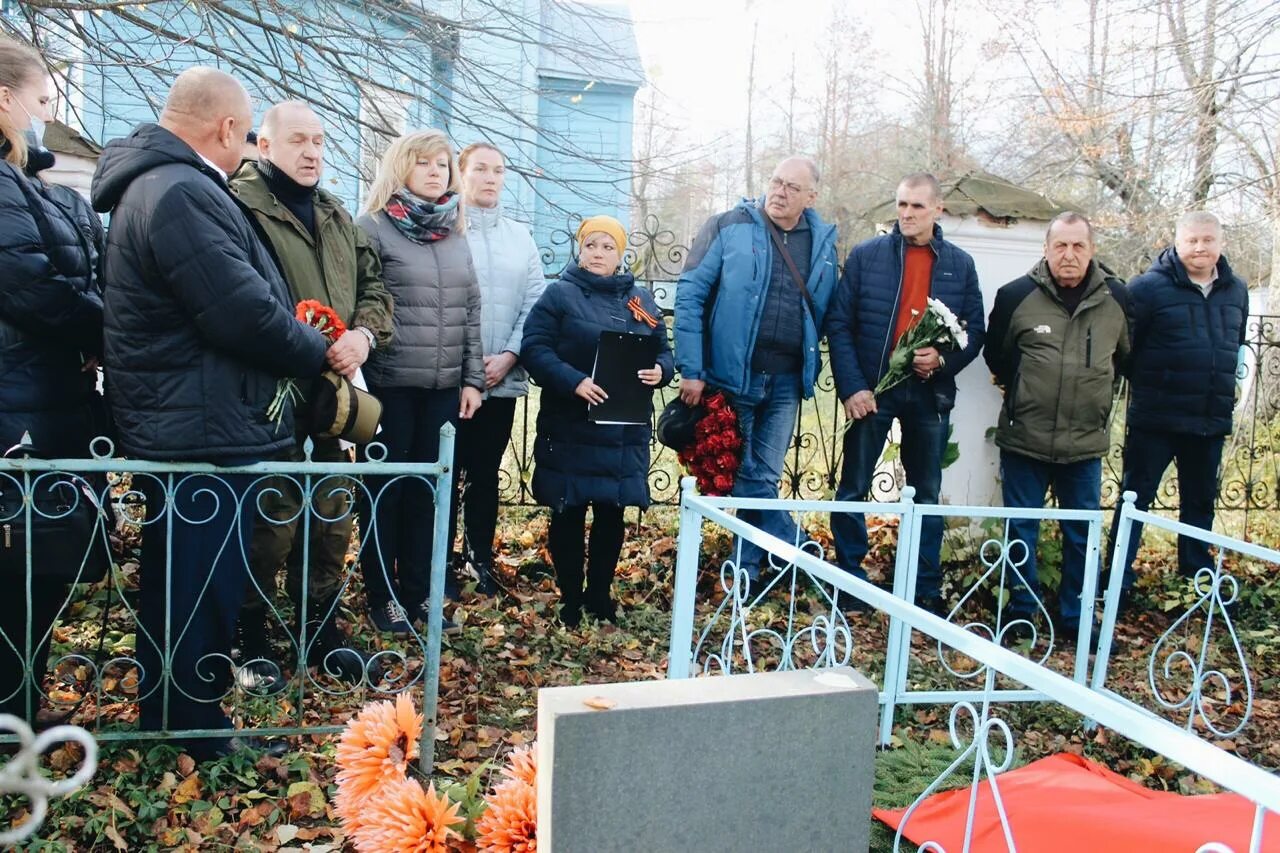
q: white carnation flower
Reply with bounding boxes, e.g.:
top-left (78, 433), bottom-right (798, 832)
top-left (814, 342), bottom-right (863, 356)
top-left (927, 297), bottom-right (966, 343)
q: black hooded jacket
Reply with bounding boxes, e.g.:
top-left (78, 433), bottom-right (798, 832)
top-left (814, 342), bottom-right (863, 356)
top-left (91, 123), bottom-right (327, 461)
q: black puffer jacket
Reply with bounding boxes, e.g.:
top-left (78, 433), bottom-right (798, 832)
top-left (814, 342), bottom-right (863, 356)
top-left (522, 262), bottom-right (674, 511)
top-left (0, 146), bottom-right (104, 456)
top-left (1126, 247), bottom-right (1249, 436)
top-left (91, 124), bottom-right (327, 462)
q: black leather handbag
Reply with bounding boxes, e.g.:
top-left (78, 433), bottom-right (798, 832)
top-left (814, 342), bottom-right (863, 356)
top-left (0, 445), bottom-right (111, 584)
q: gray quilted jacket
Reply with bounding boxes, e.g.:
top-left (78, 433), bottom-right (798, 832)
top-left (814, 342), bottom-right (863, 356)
top-left (464, 204), bottom-right (546, 398)
top-left (357, 210), bottom-right (484, 391)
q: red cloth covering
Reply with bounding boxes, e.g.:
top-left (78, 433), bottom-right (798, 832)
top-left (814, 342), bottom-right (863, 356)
top-left (874, 753), bottom-right (1280, 852)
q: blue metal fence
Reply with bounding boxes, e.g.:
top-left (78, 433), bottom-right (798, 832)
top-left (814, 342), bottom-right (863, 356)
top-left (668, 477), bottom-right (1280, 851)
top-left (0, 428), bottom-right (455, 772)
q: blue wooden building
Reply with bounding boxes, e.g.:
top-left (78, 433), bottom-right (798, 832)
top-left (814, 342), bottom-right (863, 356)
top-left (13, 0), bottom-right (642, 269)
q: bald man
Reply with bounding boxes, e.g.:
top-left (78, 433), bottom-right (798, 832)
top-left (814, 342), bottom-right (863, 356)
top-left (92, 67), bottom-right (328, 760)
top-left (229, 100), bottom-right (392, 692)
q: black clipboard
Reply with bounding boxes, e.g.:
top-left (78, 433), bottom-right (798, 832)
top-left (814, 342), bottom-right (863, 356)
top-left (588, 331), bottom-right (658, 425)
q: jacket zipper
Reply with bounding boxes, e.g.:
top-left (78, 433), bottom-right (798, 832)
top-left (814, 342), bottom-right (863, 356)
top-left (434, 242), bottom-right (445, 382)
top-left (1201, 293), bottom-right (1215, 419)
top-left (878, 239), bottom-right (906, 381)
top-left (1046, 299), bottom-right (1075, 461)
top-left (483, 223), bottom-right (494, 355)
top-left (1086, 328), bottom-right (1093, 368)
top-left (743, 227), bottom-right (768, 392)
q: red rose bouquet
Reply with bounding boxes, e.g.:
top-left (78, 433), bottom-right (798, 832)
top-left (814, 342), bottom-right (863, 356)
top-left (676, 391), bottom-right (742, 496)
top-left (266, 300), bottom-right (347, 431)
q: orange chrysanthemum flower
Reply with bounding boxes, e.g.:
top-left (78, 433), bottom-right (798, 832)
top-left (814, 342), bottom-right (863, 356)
top-left (335, 693), bottom-right (424, 834)
top-left (500, 744), bottom-right (537, 787)
top-left (476, 779), bottom-right (537, 853)
top-left (351, 777), bottom-right (464, 853)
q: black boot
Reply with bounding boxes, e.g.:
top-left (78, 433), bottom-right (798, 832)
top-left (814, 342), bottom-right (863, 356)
top-left (306, 601), bottom-right (382, 687)
top-left (235, 614), bottom-right (285, 696)
top-left (473, 560), bottom-right (498, 596)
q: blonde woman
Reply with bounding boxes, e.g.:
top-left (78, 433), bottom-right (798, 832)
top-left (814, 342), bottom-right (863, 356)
top-left (357, 130), bottom-right (483, 635)
top-left (0, 36), bottom-right (105, 718)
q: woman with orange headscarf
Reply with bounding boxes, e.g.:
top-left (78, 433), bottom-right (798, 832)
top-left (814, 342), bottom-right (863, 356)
top-left (521, 216), bottom-right (673, 627)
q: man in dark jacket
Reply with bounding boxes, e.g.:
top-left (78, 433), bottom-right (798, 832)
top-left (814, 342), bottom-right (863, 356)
top-left (826, 173), bottom-right (985, 614)
top-left (673, 156), bottom-right (839, 578)
top-left (92, 67), bottom-right (328, 758)
top-left (1113, 211), bottom-right (1249, 589)
top-left (230, 100), bottom-right (393, 692)
top-left (984, 212), bottom-right (1129, 638)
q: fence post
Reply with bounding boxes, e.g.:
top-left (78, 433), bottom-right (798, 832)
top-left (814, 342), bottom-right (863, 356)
top-left (420, 423), bottom-right (456, 775)
top-left (1091, 491), bottom-right (1136, 694)
top-left (1074, 512), bottom-right (1104, 686)
top-left (667, 477), bottom-right (703, 680)
top-left (879, 487), bottom-right (917, 746)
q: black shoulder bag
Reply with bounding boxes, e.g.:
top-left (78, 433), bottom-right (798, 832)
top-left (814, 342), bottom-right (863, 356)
top-left (764, 216), bottom-right (818, 320)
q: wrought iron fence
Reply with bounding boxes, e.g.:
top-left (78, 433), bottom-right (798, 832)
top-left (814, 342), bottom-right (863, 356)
top-left (508, 217), bottom-right (1280, 536)
top-left (0, 431), bottom-right (454, 772)
top-left (667, 479), bottom-right (1280, 851)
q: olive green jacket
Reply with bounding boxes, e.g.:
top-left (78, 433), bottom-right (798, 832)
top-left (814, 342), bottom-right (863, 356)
top-left (983, 259), bottom-right (1131, 464)
top-left (230, 163), bottom-right (393, 348)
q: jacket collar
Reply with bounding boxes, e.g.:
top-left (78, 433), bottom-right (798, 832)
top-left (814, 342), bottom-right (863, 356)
top-left (561, 259), bottom-right (634, 295)
top-left (738, 197), bottom-right (837, 248)
top-left (466, 202), bottom-right (503, 231)
top-left (230, 161), bottom-right (338, 238)
top-left (890, 221), bottom-right (945, 252)
top-left (1153, 245), bottom-right (1239, 294)
top-left (1028, 258), bottom-right (1112, 304)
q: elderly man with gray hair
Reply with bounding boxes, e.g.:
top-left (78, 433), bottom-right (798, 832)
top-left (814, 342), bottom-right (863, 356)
top-left (1112, 211), bottom-right (1250, 600)
top-left (674, 156), bottom-right (839, 579)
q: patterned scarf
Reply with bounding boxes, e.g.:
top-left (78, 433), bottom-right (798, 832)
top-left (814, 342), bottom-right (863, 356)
top-left (384, 189), bottom-right (459, 244)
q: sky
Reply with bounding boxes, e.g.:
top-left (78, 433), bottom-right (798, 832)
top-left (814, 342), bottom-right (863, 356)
top-left (627, 0), bottom-right (844, 138)
top-left (609, 0), bottom-right (1015, 151)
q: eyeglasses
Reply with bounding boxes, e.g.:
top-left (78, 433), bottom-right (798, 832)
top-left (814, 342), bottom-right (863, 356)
top-left (768, 177), bottom-right (811, 196)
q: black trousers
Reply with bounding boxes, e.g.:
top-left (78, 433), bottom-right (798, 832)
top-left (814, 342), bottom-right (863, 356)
top-left (450, 396), bottom-right (517, 565)
top-left (0, 579), bottom-right (68, 720)
top-left (137, 473), bottom-right (256, 748)
top-left (360, 386), bottom-right (459, 609)
top-left (547, 503), bottom-right (625, 615)
top-left (1112, 427), bottom-right (1225, 587)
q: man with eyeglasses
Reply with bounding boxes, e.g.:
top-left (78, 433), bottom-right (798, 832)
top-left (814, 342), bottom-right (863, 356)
top-left (825, 173), bottom-right (985, 616)
top-left (674, 156), bottom-right (839, 580)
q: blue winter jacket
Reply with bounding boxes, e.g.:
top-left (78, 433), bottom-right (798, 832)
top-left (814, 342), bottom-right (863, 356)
top-left (673, 200), bottom-right (839, 398)
top-left (825, 223), bottom-right (985, 410)
top-left (522, 262), bottom-right (674, 511)
top-left (1126, 247), bottom-right (1249, 436)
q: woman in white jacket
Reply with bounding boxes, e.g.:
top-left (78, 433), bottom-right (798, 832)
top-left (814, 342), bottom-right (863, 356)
top-left (452, 142), bottom-right (546, 593)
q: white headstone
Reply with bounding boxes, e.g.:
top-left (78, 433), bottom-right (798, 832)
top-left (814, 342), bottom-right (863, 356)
top-left (940, 213), bottom-right (1053, 507)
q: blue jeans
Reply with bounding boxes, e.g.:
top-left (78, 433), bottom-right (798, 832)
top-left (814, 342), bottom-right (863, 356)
top-left (729, 372), bottom-right (802, 574)
top-left (832, 380), bottom-right (949, 599)
top-left (1111, 428), bottom-right (1224, 588)
top-left (1001, 451), bottom-right (1101, 630)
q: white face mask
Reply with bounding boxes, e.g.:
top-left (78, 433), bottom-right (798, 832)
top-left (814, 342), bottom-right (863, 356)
top-left (16, 99), bottom-right (45, 149)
